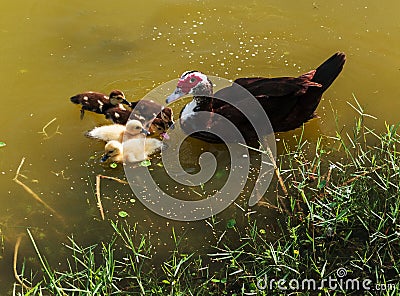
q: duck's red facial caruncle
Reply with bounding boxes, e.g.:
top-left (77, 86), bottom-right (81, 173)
top-left (177, 73), bottom-right (203, 94)
top-left (166, 71), bottom-right (210, 103)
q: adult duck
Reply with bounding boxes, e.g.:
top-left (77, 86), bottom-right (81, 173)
top-left (166, 52), bottom-right (346, 144)
top-left (70, 90), bottom-right (130, 119)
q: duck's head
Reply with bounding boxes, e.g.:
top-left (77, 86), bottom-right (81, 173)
top-left (160, 107), bottom-right (174, 127)
top-left (166, 71), bottom-right (213, 103)
top-left (109, 90), bottom-right (130, 106)
top-left (148, 118), bottom-right (169, 138)
top-left (125, 120), bottom-right (150, 136)
top-left (101, 140), bottom-right (122, 162)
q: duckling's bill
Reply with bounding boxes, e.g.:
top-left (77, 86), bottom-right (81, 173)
top-left (100, 152), bottom-right (111, 162)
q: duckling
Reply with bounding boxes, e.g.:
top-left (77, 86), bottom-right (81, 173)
top-left (147, 118), bottom-right (170, 139)
top-left (70, 90), bottom-right (130, 119)
top-left (129, 99), bottom-right (164, 121)
top-left (160, 107), bottom-right (174, 128)
top-left (104, 107), bottom-right (147, 125)
top-left (123, 120), bottom-right (150, 141)
top-left (105, 107), bottom-right (173, 138)
top-left (106, 99), bottom-right (172, 121)
top-left (130, 100), bottom-right (174, 126)
top-left (86, 124), bottom-right (125, 142)
top-left (86, 120), bottom-right (148, 142)
top-left (100, 138), bottom-right (163, 163)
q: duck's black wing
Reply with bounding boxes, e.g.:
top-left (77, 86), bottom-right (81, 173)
top-left (213, 52), bottom-right (346, 132)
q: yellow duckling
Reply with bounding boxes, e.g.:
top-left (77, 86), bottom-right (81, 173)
top-left (86, 120), bottom-right (149, 142)
top-left (100, 138), bottom-right (163, 163)
top-left (123, 120), bottom-right (150, 141)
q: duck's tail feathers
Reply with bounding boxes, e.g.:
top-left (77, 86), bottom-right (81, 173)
top-left (146, 138), bottom-right (164, 154)
top-left (312, 52), bottom-right (346, 92)
top-left (85, 129), bottom-right (98, 139)
top-left (85, 125), bottom-right (125, 142)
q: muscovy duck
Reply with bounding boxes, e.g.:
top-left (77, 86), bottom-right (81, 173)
top-left (166, 52), bottom-right (346, 144)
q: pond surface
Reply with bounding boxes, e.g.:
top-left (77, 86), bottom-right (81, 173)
top-left (1, 0), bottom-right (400, 292)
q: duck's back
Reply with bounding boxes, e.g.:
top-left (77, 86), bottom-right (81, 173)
top-left (86, 124), bottom-right (126, 142)
top-left (224, 52), bottom-right (346, 133)
top-left (131, 100), bottom-right (163, 121)
top-left (123, 138), bottom-right (163, 163)
top-left (104, 108), bottom-right (131, 124)
top-left (70, 92), bottom-right (113, 114)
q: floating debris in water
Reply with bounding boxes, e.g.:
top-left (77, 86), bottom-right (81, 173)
top-left (140, 160), bottom-right (151, 167)
top-left (118, 211), bottom-right (129, 218)
top-left (0, 142), bottom-right (6, 148)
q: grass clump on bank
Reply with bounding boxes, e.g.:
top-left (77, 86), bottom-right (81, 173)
top-left (14, 113), bottom-right (400, 295)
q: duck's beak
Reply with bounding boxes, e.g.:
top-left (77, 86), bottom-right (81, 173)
top-left (161, 133), bottom-right (170, 140)
top-left (168, 121), bottom-right (175, 129)
top-left (100, 152), bottom-right (111, 162)
top-left (121, 98), bottom-right (131, 106)
top-left (166, 87), bottom-right (185, 104)
top-left (141, 128), bottom-right (150, 135)
top-left (100, 153), bottom-right (110, 162)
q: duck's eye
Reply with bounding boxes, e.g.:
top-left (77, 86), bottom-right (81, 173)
top-left (136, 126), bottom-right (141, 129)
top-left (157, 127), bottom-right (163, 130)
top-left (190, 77), bottom-right (196, 83)
top-left (109, 150), bottom-right (114, 153)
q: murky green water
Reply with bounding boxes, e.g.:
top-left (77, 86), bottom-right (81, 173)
top-left (1, 0), bottom-right (400, 292)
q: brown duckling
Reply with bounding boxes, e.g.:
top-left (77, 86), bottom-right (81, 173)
top-left (129, 99), bottom-right (163, 121)
top-left (159, 107), bottom-right (174, 128)
top-left (70, 90), bottom-right (130, 119)
top-left (104, 107), bottom-right (132, 125)
top-left (129, 100), bottom-right (174, 126)
top-left (105, 105), bottom-right (174, 135)
top-left (147, 117), bottom-right (170, 139)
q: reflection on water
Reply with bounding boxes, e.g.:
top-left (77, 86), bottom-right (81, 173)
top-left (1, 0), bottom-right (400, 292)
